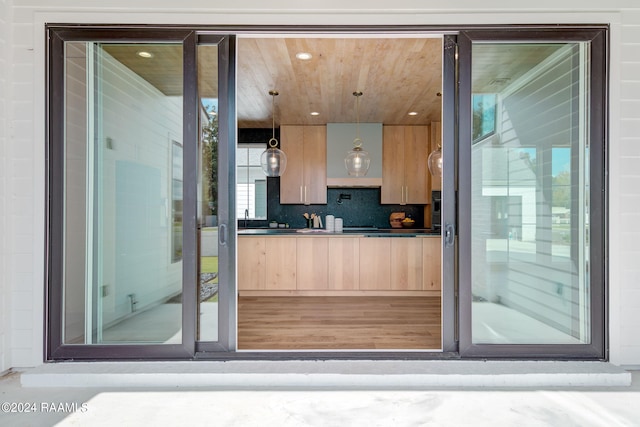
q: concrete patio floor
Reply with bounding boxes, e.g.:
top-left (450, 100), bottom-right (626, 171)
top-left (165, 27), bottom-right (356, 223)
top-left (1, 364), bottom-right (639, 427)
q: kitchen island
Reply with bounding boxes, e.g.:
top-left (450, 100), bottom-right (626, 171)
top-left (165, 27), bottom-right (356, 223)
top-left (238, 230), bottom-right (441, 297)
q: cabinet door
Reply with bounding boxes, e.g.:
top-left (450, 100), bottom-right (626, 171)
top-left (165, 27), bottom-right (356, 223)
top-left (404, 126), bottom-right (430, 204)
top-left (327, 237), bottom-right (359, 290)
top-left (422, 237), bottom-right (441, 291)
top-left (358, 238), bottom-right (391, 290)
top-left (280, 126), bottom-right (305, 204)
top-left (303, 126), bottom-right (327, 204)
top-left (391, 238), bottom-right (423, 290)
top-left (237, 237), bottom-right (266, 290)
top-left (296, 237), bottom-right (328, 290)
top-left (381, 126), bottom-right (405, 204)
top-left (265, 237), bottom-right (297, 290)
top-left (430, 121), bottom-right (442, 191)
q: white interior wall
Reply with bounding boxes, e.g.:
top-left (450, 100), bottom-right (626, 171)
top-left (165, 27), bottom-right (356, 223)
top-left (98, 49), bottom-right (183, 327)
top-left (2, 1), bottom-right (638, 367)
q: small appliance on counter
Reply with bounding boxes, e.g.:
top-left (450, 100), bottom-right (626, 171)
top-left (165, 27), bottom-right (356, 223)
top-left (389, 212), bottom-right (406, 228)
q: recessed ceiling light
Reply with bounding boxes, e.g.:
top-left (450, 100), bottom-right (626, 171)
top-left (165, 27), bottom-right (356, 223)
top-left (310, 111), bottom-right (320, 116)
top-left (408, 111), bottom-right (418, 116)
top-left (137, 51), bottom-right (154, 58)
top-left (296, 52), bottom-right (313, 60)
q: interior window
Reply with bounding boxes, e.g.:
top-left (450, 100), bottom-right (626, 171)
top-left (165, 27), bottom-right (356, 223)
top-left (237, 144), bottom-right (267, 219)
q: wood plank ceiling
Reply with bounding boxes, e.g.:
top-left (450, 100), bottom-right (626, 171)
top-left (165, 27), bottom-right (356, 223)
top-left (102, 38), bottom-right (563, 129)
top-left (103, 37), bottom-right (443, 128)
top-left (236, 37), bottom-right (443, 128)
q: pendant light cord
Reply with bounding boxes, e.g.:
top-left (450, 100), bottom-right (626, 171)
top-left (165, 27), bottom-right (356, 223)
top-left (269, 90), bottom-right (279, 147)
top-left (353, 91), bottom-right (363, 147)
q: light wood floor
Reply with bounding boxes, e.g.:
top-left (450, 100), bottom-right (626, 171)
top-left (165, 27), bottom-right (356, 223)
top-left (238, 296), bottom-right (441, 350)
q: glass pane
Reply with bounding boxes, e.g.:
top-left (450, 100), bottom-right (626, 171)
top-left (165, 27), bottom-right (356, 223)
top-left (237, 145), bottom-right (267, 220)
top-left (198, 44), bottom-right (219, 341)
top-left (471, 43), bottom-right (590, 344)
top-left (62, 42), bottom-right (183, 344)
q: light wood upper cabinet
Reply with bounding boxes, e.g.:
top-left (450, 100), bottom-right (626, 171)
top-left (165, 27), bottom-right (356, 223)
top-left (238, 236), bottom-right (266, 291)
top-left (430, 121), bottom-right (442, 191)
top-left (381, 126), bottom-right (431, 205)
top-left (422, 237), bottom-right (441, 291)
top-left (280, 125), bottom-right (327, 205)
top-left (381, 126), bottom-right (405, 204)
top-left (391, 238), bottom-right (424, 291)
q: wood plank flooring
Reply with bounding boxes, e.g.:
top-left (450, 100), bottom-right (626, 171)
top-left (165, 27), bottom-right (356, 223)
top-left (238, 296), bottom-right (441, 350)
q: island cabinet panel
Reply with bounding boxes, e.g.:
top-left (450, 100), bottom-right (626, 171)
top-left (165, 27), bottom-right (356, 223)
top-left (303, 126), bottom-right (328, 204)
top-left (279, 126), bottom-right (305, 203)
top-left (381, 126), bottom-right (406, 205)
top-left (280, 125), bottom-right (327, 205)
top-left (381, 125), bottom-right (431, 205)
top-left (391, 238), bottom-right (424, 291)
top-left (423, 236), bottom-right (442, 291)
top-left (358, 238), bottom-right (391, 290)
top-left (238, 237), bottom-right (266, 290)
top-left (238, 235), bottom-right (441, 296)
top-left (327, 237), bottom-right (360, 290)
top-left (296, 237), bottom-right (329, 290)
top-left (404, 126), bottom-right (431, 203)
top-left (265, 237), bottom-right (297, 290)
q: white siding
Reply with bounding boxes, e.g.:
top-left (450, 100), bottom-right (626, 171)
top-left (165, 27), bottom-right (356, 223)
top-left (1, 1), bottom-right (639, 366)
top-left (0, 0), bottom-right (10, 374)
top-left (614, 10), bottom-right (640, 366)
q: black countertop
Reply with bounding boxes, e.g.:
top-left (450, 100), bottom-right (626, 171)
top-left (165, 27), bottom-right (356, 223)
top-left (238, 227), bottom-right (441, 237)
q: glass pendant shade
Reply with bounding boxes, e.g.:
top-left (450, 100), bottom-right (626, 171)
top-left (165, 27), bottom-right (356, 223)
top-left (344, 91), bottom-right (370, 176)
top-left (261, 140), bottom-right (287, 177)
top-left (345, 143), bottom-right (371, 177)
top-left (260, 90), bottom-right (286, 177)
top-left (428, 146), bottom-right (443, 177)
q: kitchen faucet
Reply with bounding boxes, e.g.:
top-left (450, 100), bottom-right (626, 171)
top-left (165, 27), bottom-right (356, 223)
top-left (244, 209), bottom-right (249, 228)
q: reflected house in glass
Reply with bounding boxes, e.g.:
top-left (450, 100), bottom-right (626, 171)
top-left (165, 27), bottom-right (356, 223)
top-left (472, 93), bottom-right (497, 143)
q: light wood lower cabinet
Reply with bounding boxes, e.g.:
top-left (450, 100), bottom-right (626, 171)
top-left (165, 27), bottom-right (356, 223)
top-left (265, 237), bottom-right (297, 290)
top-left (358, 238), bottom-right (391, 290)
top-left (237, 236), bottom-right (266, 291)
top-left (237, 235), bottom-right (441, 294)
top-left (422, 236), bottom-right (442, 291)
top-left (296, 237), bottom-right (328, 290)
top-left (391, 238), bottom-right (424, 290)
top-left (327, 238), bottom-right (360, 290)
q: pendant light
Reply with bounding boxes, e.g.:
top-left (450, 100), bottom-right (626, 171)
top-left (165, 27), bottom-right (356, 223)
top-left (428, 93), bottom-right (443, 177)
top-left (428, 143), bottom-right (442, 177)
top-left (344, 91), bottom-right (371, 177)
top-left (260, 90), bottom-right (287, 177)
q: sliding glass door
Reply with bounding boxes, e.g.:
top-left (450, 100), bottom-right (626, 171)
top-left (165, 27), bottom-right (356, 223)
top-left (457, 30), bottom-right (607, 358)
top-left (47, 28), bottom-right (234, 358)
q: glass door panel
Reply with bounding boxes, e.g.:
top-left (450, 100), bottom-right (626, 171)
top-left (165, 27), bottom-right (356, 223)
top-left (62, 42), bottom-right (184, 344)
top-left (469, 42), bottom-right (591, 345)
top-left (197, 43), bottom-right (219, 341)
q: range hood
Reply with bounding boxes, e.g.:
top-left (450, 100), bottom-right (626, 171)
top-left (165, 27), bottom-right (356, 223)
top-left (326, 123), bottom-right (383, 187)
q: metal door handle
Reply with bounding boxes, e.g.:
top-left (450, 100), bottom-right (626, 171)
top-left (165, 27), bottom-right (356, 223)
top-left (219, 223), bottom-right (228, 246)
top-left (445, 223), bottom-right (455, 247)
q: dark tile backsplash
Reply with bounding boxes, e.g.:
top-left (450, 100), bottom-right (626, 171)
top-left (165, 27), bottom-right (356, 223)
top-left (264, 178), bottom-right (424, 229)
top-left (237, 128), bottom-right (426, 229)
